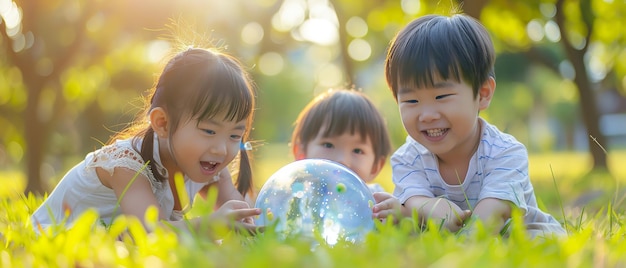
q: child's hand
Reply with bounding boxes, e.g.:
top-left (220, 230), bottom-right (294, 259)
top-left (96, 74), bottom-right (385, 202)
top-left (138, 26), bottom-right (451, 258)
top-left (211, 200), bottom-right (263, 235)
top-left (372, 192), bottom-right (402, 221)
top-left (442, 205), bottom-right (471, 232)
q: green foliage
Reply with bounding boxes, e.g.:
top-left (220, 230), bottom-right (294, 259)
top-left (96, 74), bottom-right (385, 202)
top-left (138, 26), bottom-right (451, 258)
top-left (3, 166), bottom-right (626, 267)
top-left (3, 193), bottom-right (626, 267)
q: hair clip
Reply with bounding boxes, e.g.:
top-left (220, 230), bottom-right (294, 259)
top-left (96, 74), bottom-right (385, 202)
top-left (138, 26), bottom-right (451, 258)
top-left (240, 141), bottom-right (252, 151)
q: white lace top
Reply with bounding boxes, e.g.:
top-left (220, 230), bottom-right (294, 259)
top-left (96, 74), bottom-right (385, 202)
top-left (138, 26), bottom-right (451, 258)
top-left (31, 135), bottom-right (213, 229)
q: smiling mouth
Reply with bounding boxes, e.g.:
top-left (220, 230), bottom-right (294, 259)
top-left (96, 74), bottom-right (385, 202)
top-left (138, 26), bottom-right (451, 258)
top-left (424, 128), bottom-right (448, 137)
top-left (201, 161), bottom-right (219, 172)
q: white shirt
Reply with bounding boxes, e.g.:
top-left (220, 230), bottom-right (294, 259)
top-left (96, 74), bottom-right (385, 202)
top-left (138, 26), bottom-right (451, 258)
top-left (391, 118), bottom-right (565, 235)
top-left (31, 135), bottom-right (211, 230)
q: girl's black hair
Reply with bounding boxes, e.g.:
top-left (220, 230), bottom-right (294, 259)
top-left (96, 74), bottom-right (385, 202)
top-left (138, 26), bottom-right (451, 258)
top-left (116, 48), bottom-right (256, 196)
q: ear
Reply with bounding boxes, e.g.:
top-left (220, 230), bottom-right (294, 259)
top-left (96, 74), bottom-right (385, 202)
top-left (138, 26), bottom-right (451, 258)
top-left (149, 107), bottom-right (169, 138)
top-left (293, 143), bottom-right (306, 160)
top-left (478, 76), bottom-right (496, 111)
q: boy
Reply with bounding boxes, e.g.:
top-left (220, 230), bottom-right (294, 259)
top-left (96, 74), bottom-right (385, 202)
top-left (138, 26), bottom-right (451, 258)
top-left (384, 14), bottom-right (566, 237)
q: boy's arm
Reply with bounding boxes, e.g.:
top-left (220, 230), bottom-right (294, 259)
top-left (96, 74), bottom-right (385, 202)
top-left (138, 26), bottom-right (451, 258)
top-left (403, 195), bottom-right (471, 232)
top-left (471, 198), bottom-right (513, 233)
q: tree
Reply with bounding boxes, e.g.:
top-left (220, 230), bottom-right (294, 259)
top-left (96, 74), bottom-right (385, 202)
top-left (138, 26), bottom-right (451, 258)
top-left (475, 0), bottom-right (626, 171)
top-left (1, 0), bottom-right (171, 194)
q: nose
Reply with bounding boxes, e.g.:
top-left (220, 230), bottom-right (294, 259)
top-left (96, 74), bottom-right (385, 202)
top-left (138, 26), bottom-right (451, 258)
top-left (417, 104), bottom-right (440, 122)
top-left (330, 151), bottom-right (351, 169)
top-left (209, 141), bottom-right (228, 156)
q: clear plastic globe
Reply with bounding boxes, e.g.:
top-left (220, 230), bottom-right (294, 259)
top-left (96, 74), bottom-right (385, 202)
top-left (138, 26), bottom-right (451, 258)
top-left (254, 159), bottom-right (375, 246)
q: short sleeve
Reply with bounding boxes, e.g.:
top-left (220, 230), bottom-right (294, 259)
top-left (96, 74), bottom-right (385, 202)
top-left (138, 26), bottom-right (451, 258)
top-left (478, 137), bottom-right (531, 212)
top-left (391, 141), bottom-right (436, 204)
top-left (85, 141), bottom-right (163, 192)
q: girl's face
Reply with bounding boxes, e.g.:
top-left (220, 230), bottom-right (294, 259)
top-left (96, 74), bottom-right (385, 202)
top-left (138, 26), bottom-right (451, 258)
top-left (396, 76), bottom-right (493, 162)
top-left (164, 112), bottom-right (246, 184)
top-left (298, 128), bottom-right (382, 183)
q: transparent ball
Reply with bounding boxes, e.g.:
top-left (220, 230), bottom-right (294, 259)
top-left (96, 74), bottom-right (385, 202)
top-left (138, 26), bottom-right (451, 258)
top-left (255, 159), bottom-right (375, 246)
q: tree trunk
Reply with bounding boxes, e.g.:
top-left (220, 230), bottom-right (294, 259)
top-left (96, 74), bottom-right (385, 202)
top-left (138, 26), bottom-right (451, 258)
top-left (330, 0), bottom-right (355, 86)
top-left (23, 82), bottom-right (46, 195)
top-left (555, 0), bottom-right (608, 170)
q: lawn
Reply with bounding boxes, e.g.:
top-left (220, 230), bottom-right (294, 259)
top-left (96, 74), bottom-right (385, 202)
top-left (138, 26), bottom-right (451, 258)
top-left (1, 148), bottom-right (625, 267)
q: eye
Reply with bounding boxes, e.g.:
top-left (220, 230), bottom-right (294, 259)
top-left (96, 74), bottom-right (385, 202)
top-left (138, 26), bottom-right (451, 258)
top-left (322, 142), bottom-right (334, 149)
top-left (401, 99), bottom-right (418, 104)
top-left (202, 129), bottom-right (216, 135)
top-left (352, 148), bottom-right (364, 154)
top-left (435, 94), bottom-right (453, 100)
top-left (230, 134), bottom-right (243, 141)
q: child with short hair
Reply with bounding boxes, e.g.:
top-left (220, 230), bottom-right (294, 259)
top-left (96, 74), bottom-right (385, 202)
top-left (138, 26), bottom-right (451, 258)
top-left (384, 14), bottom-right (566, 237)
top-left (32, 47), bottom-right (261, 236)
top-left (291, 89), bottom-right (400, 220)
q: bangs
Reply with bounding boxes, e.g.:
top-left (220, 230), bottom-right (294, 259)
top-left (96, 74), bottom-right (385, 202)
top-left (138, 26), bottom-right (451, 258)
top-left (386, 15), bottom-right (494, 95)
top-left (189, 58), bottom-right (254, 123)
top-left (394, 18), bottom-right (465, 88)
top-left (293, 90), bottom-right (392, 163)
top-left (302, 93), bottom-right (372, 143)
top-left (319, 100), bottom-right (369, 142)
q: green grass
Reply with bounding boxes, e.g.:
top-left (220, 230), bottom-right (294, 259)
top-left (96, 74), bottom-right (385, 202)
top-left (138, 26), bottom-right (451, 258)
top-left (2, 148), bottom-right (626, 267)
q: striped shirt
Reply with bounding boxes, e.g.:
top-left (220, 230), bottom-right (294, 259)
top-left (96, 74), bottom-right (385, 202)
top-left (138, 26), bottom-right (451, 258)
top-left (392, 118), bottom-right (565, 234)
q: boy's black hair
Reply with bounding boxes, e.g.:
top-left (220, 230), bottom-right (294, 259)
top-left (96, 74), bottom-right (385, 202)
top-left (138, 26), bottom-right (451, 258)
top-left (385, 14), bottom-right (495, 100)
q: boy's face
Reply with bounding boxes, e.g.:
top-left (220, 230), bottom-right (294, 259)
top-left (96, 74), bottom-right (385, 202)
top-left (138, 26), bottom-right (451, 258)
top-left (296, 128), bottom-right (383, 184)
top-left (396, 76), bottom-right (494, 161)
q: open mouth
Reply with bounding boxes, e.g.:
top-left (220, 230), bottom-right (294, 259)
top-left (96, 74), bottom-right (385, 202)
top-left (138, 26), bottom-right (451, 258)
top-left (200, 161), bottom-right (220, 172)
top-left (423, 128), bottom-right (448, 137)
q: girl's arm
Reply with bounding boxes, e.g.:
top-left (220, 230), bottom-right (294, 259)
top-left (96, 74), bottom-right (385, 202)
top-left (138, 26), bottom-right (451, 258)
top-left (97, 167), bottom-right (259, 236)
top-left (168, 199), bottom-right (261, 238)
top-left (402, 195), bottom-right (471, 232)
top-left (97, 167), bottom-right (163, 221)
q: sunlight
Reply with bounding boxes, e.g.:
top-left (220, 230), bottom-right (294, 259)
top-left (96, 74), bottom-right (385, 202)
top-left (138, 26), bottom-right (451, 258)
top-left (347, 39), bottom-right (371, 61)
top-left (587, 43), bottom-right (608, 83)
top-left (544, 20), bottom-right (561, 43)
top-left (346, 16), bottom-right (368, 38)
top-left (299, 18), bottom-right (338, 45)
top-left (272, 0), bottom-right (306, 32)
top-left (259, 52), bottom-right (284, 76)
top-left (401, 0), bottom-right (421, 15)
top-left (241, 22), bottom-right (264, 45)
top-left (526, 20), bottom-right (544, 42)
top-left (272, 0), bottom-right (339, 46)
top-left (146, 40), bottom-right (171, 63)
top-left (0, 0), bottom-right (20, 30)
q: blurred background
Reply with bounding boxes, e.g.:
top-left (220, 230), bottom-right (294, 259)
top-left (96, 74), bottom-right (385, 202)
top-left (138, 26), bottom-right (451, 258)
top-left (0, 0), bottom-right (624, 200)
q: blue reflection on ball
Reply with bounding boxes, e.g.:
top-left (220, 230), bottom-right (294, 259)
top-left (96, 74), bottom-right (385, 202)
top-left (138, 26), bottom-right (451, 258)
top-left (255, 159), bottom-right (375, 246)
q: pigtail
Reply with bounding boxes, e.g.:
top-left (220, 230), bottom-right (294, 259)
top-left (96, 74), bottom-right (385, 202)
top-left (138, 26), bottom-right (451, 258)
top-left (139, 128), bottom-right (166, 182)
top-left (235, 147), bottom-right (253, 197)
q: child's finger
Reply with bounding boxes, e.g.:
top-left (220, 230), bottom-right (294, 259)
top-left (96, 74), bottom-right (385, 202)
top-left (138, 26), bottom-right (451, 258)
top-left (231, 208), bottom-right (261, 220)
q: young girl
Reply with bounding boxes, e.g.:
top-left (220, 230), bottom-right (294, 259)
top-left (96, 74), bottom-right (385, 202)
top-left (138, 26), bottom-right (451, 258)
top-left (31, 47), bottom-right (261, 236)
top-left (290, 89), bottom-right (401, 220)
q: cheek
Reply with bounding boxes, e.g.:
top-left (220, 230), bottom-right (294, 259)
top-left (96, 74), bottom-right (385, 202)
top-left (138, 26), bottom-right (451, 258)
top-left (399, 108), bottom-right (415, 127)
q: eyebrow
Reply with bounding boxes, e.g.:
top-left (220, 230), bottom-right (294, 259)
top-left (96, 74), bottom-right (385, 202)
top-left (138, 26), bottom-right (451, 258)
top-left (202, 118), bottom-right (247, 131)
top-left (398, 81), bottom-right (455, 94)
